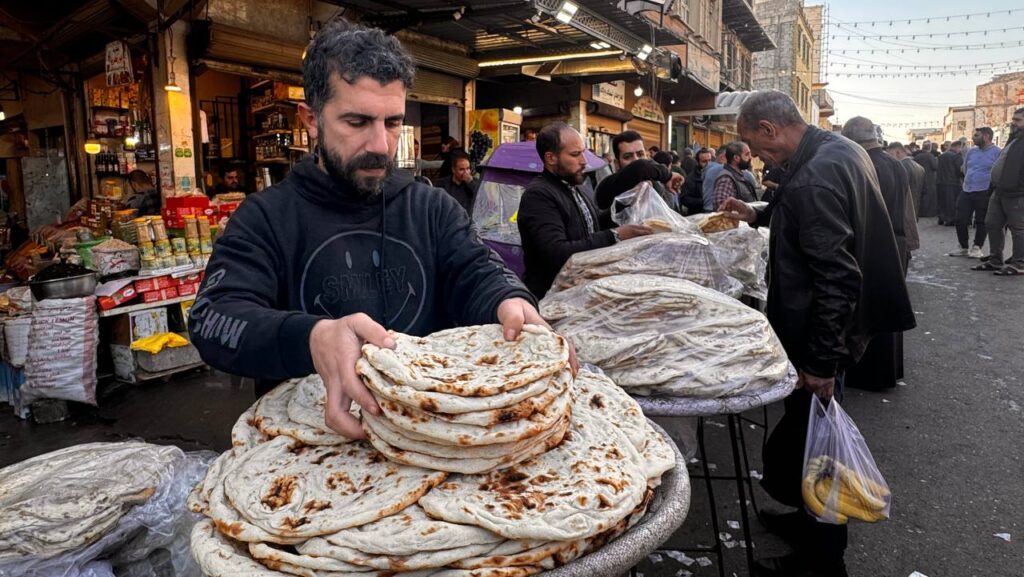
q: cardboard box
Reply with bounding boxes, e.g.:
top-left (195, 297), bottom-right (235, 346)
top-left (156, 275), bottom-right (177, 290)
top-left (98, 284), bottom-right (138, 310)
top-left (129, 308), bottom-right (169, 340)
top-left (135, 277), bottom-right (157, 293)
top-left (163, 196), bottom-right (215, 229)
top-left (140, 287), bottom-right (179, 303)
top-left (177, 282), bottom-right (198, 296)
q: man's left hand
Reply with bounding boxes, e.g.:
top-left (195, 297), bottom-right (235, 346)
top-left (497, 297), bottom-right (579, 376)
top-left (799, 370), bottom-right (835, 400)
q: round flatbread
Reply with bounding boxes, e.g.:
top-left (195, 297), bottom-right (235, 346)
top-left (232, 400), bottom-right (267, 450)
top-left (374, 372), bottom-right (568, 428)
top-left (372, 382), bottom-right (571, 446)
top-left (254, 381), bottom-right (353, 446)
top-left (572, 371), bottom-right (647, 451)
top-left (431, 567), bottom-right (542, 577)
top-left (286, 374), bottom-right (331, 430)
top-left (362, 324), bottom-right (568, 396)
top-left (297, 537), bottom-right (499, 570)
top-left (320, 504), bottom-right (503, 556)
top-left (361, 410), bottom-right (566, 460)
top-left (359, 359), bottom-right (557, 415)
top-left (639, 422), bottom-right (676, 485)
top-left (0, 442), bottom-right (180, 561)
top-left (191, 519), bottom-right (290, 577)
top-left (223, 435), bottom-right (447, 539)
top-left (363, 415), bottom-right (570, 474)
top-left (249, 541), bottom-right (369, 572)
top-left (418, 406), bottom-right (648, 541)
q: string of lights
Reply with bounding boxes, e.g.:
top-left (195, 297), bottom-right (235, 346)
top-left (829, 25), bottom-right (1024, 41)
top-left (829, 58), bottom-right (1024, 70)
top-left (830, 39), bottom-right (1024, 54)
top-left (825, 8), bottom-right (1024, 28)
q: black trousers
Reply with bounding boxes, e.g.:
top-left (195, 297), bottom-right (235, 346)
top-left (761, 382), bottom-right (848, 561)
top-left (956, 191), bottom-right (991, 249)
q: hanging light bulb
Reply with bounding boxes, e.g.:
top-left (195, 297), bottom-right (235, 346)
top-left (0, 104), bottom-right (4, 121)
top-left (634, 86), bottom-right (643, 97)
top-left (513, 106), bottom-right (523, 115)
top-left (84, 135), bottom-right (101, 155)
top-left (670, 98), bottom-right (675, 105)
top-left (164, 33), bottom-right (183, 92)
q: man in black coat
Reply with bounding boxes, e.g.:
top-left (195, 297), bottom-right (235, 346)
top-left (887, 141), bottom-right (924, 219)
top-left (594, 130), bottom-right (683, 211)
top-left (914, 141), bottom-right (939, 217)
top-left (936, 140), bottom-right (964, 225)
top-left (680, 148), bottom-right (714, 215)
top-left (517, 122), bottom-right (652, 299)
top-left (434, 149), bottom-right (478, 216)
top-left (842, 116), bottom-right (918, 390)
top-left (721, 91), bottom-right (916, 577)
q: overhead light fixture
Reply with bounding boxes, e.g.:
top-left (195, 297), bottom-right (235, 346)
top-left (125, 135), bottom-right (139, 148)
top-left (0, 104), bottom-right (5, 122)
top-left (589, 41), bottom-right (612, 50)
top-left (84, 136), bottom-right (101, 155)
top-left (637, 44), bottom-right (653, 61)
top-left (670, 98), bottom-right (676, 105)
top-left (164, 32), bottom-right (183, 92)
top-left (479, 49), bottom-right (620, 67)
top-left (513, 106), bottom-right (523, 115)
top-left (555, 1), bottom-right (578, 24)
top-left (634, 86), bottom-right (644, 97)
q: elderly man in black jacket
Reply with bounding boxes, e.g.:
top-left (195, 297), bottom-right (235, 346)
top-left (518, 122), bottom-right (652, 298)
top-left (721, 91), bottom-right (916, 577)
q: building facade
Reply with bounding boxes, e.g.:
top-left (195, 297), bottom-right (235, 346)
top-left (943, 106), bottom-right (976, 144)
top-left (975, 71), bottom-right (1024, 146)
top-left (751, 0), bottom-right (816, 122)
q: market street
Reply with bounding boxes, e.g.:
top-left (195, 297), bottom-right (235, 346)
top-left (0, 220), bottom-right (1020, 576)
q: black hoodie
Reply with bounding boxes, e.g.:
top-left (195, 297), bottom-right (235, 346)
top-left (188, 157), bottom-right (533, 384)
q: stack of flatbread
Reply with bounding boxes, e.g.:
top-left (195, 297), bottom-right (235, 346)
top-left (0, 442), bottom-right (183, 564)
top-left (540, 274), bottom-right (792, 398)
top-left (189, 325), bottom-right (679, 577)
top-left (357, 325), bottom-right (574, 474)
top-left (547, 233), bottom-right (744, 299)
top-left (704, 223), bottom-right (770, 301)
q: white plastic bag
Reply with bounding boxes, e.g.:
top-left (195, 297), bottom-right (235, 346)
top-left (21, 296), bottom-right (99, 405)
top-left (548, 233), bottom-right (743, 299)
top-left (705, 224), bottom-right (769, 301)
top-left (540, 274), bottom-right (792, 398)
top-left (802, 396), bottom-right (891, 525)
top-left (611, 181), bottom-right (700, 234)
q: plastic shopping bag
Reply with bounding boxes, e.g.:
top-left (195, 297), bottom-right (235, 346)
top-left (802, 395), bottom-right (891, 524)
top-left (611, 181), bottom-right (700, 234)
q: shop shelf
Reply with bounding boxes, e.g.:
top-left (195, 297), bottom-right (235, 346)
top-left (256, 158), bottom-right (290, 164)
top-left (252, 130), bottom-right (292, 139)
top-left (252, 102), bottom-right (298, 114)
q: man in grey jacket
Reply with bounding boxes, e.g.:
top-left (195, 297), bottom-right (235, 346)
top-left (983, 108), bottom-right (1024, 275)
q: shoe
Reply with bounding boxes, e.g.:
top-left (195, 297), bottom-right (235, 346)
top-left (758, 509), bottom-right (808, 545)
top-left (754, 552), bottom-right (849, 577)
top-left (968, 246), bottom-right (984, 258)
top-left (947, 248), bottom-right (968, 257)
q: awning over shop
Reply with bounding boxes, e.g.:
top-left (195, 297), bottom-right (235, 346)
top-left (721, 0), bottom-right (776, 52)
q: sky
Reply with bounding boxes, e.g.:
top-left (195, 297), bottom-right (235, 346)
top-left (809, 0), bottom-right (1024, 141)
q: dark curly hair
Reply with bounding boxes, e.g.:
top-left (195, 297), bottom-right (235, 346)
top-left (302, 19), bottom-right (416, 115)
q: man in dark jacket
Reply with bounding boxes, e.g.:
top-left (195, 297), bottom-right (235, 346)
top-left (936, 140), bottom-right (964, 225)
top-left (189, 19), bottom-right (563, 440)
top-left (721, 91), bottom-right (915, 577)
top-left (594, 130), bottom-right (682, 211)
top-left (984, 108), bottom-right (1024, 275)
top-left (888, 141), bottom-right (924, 218)
top-left (518, 122), bottom-right (652, 298)
top-left (914, 141), bottom-right (939, 217)
top-left (680, 148), bottom-right (714, 215)
top-left (434, 149), bottom-right (478, 216)
top-left (842, 116), bottom-right (917, 390)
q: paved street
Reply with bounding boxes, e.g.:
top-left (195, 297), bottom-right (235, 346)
top-left (1, 222), bottom-right (1021, 577)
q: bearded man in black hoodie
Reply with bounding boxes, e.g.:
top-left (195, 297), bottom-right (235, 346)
top-left (189, 19), bottom-right (572, 440)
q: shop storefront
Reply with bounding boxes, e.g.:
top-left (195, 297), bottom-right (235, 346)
top-left (626, 94), bottom-right (666, 151)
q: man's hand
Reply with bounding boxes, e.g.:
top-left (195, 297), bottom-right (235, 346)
top-left (497, 297), bottom-right (579, 376)
top-left (616, 224), bottom-right (654, 240)
top-left (309, 314), bottom-right (395, 439)
top-left (799, 370), bottom-right (836, 400)
top-left (667, 173), bottom-right (684, 194)
top-left (718, 197), bottom-right (757, 223)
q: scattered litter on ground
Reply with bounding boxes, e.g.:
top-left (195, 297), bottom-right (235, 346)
top-left (1009, 401), bottom-right (1021, 413)
top-left (707, 463), bottom-right (718, 471)
top-left (882, 399), bottom-right (891, 403)
top-left (979, 354), bottom-right (993, 360)
top-left (648, 553), bottom-right (663, 564)
top-left (718, 532), bottom-right (732, 542)
top-left (751, 470), bottom-right (763, 480)
top-left (897, 381), bottom-right (907, 387)
top-left (723, 541), bottom-right (738, 549)
top-left (924, 331), bottom-right (931, 335)
top-left (663, 551), bottom-right (695, 566)
top-left (705, 420), bottom-right (726, 428)
top-left (696, 557), bottom-right (713, 568)
top-left (728, 520), bottom-right (741, 530)
top-left (994, 533), bottom-right (1011, 542)
top-left (908, 572), bottom-right (929, 577)
top-left (674, 570), bottom-right (692, 577)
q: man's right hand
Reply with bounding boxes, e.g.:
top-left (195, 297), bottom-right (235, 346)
top-left (309, 314), bottom-right (396, 440)
top-left (616, 224), bottom-right (654, 240)
top-left (718, 197), bottom-right (757, 223)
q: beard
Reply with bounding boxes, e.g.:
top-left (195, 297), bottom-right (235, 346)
top-left (316, 131), bottom-right (394, 200)
top-left (738, 160), bottom-right (752, 171)
top-left (555, 160), bottom-right (585, 185)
